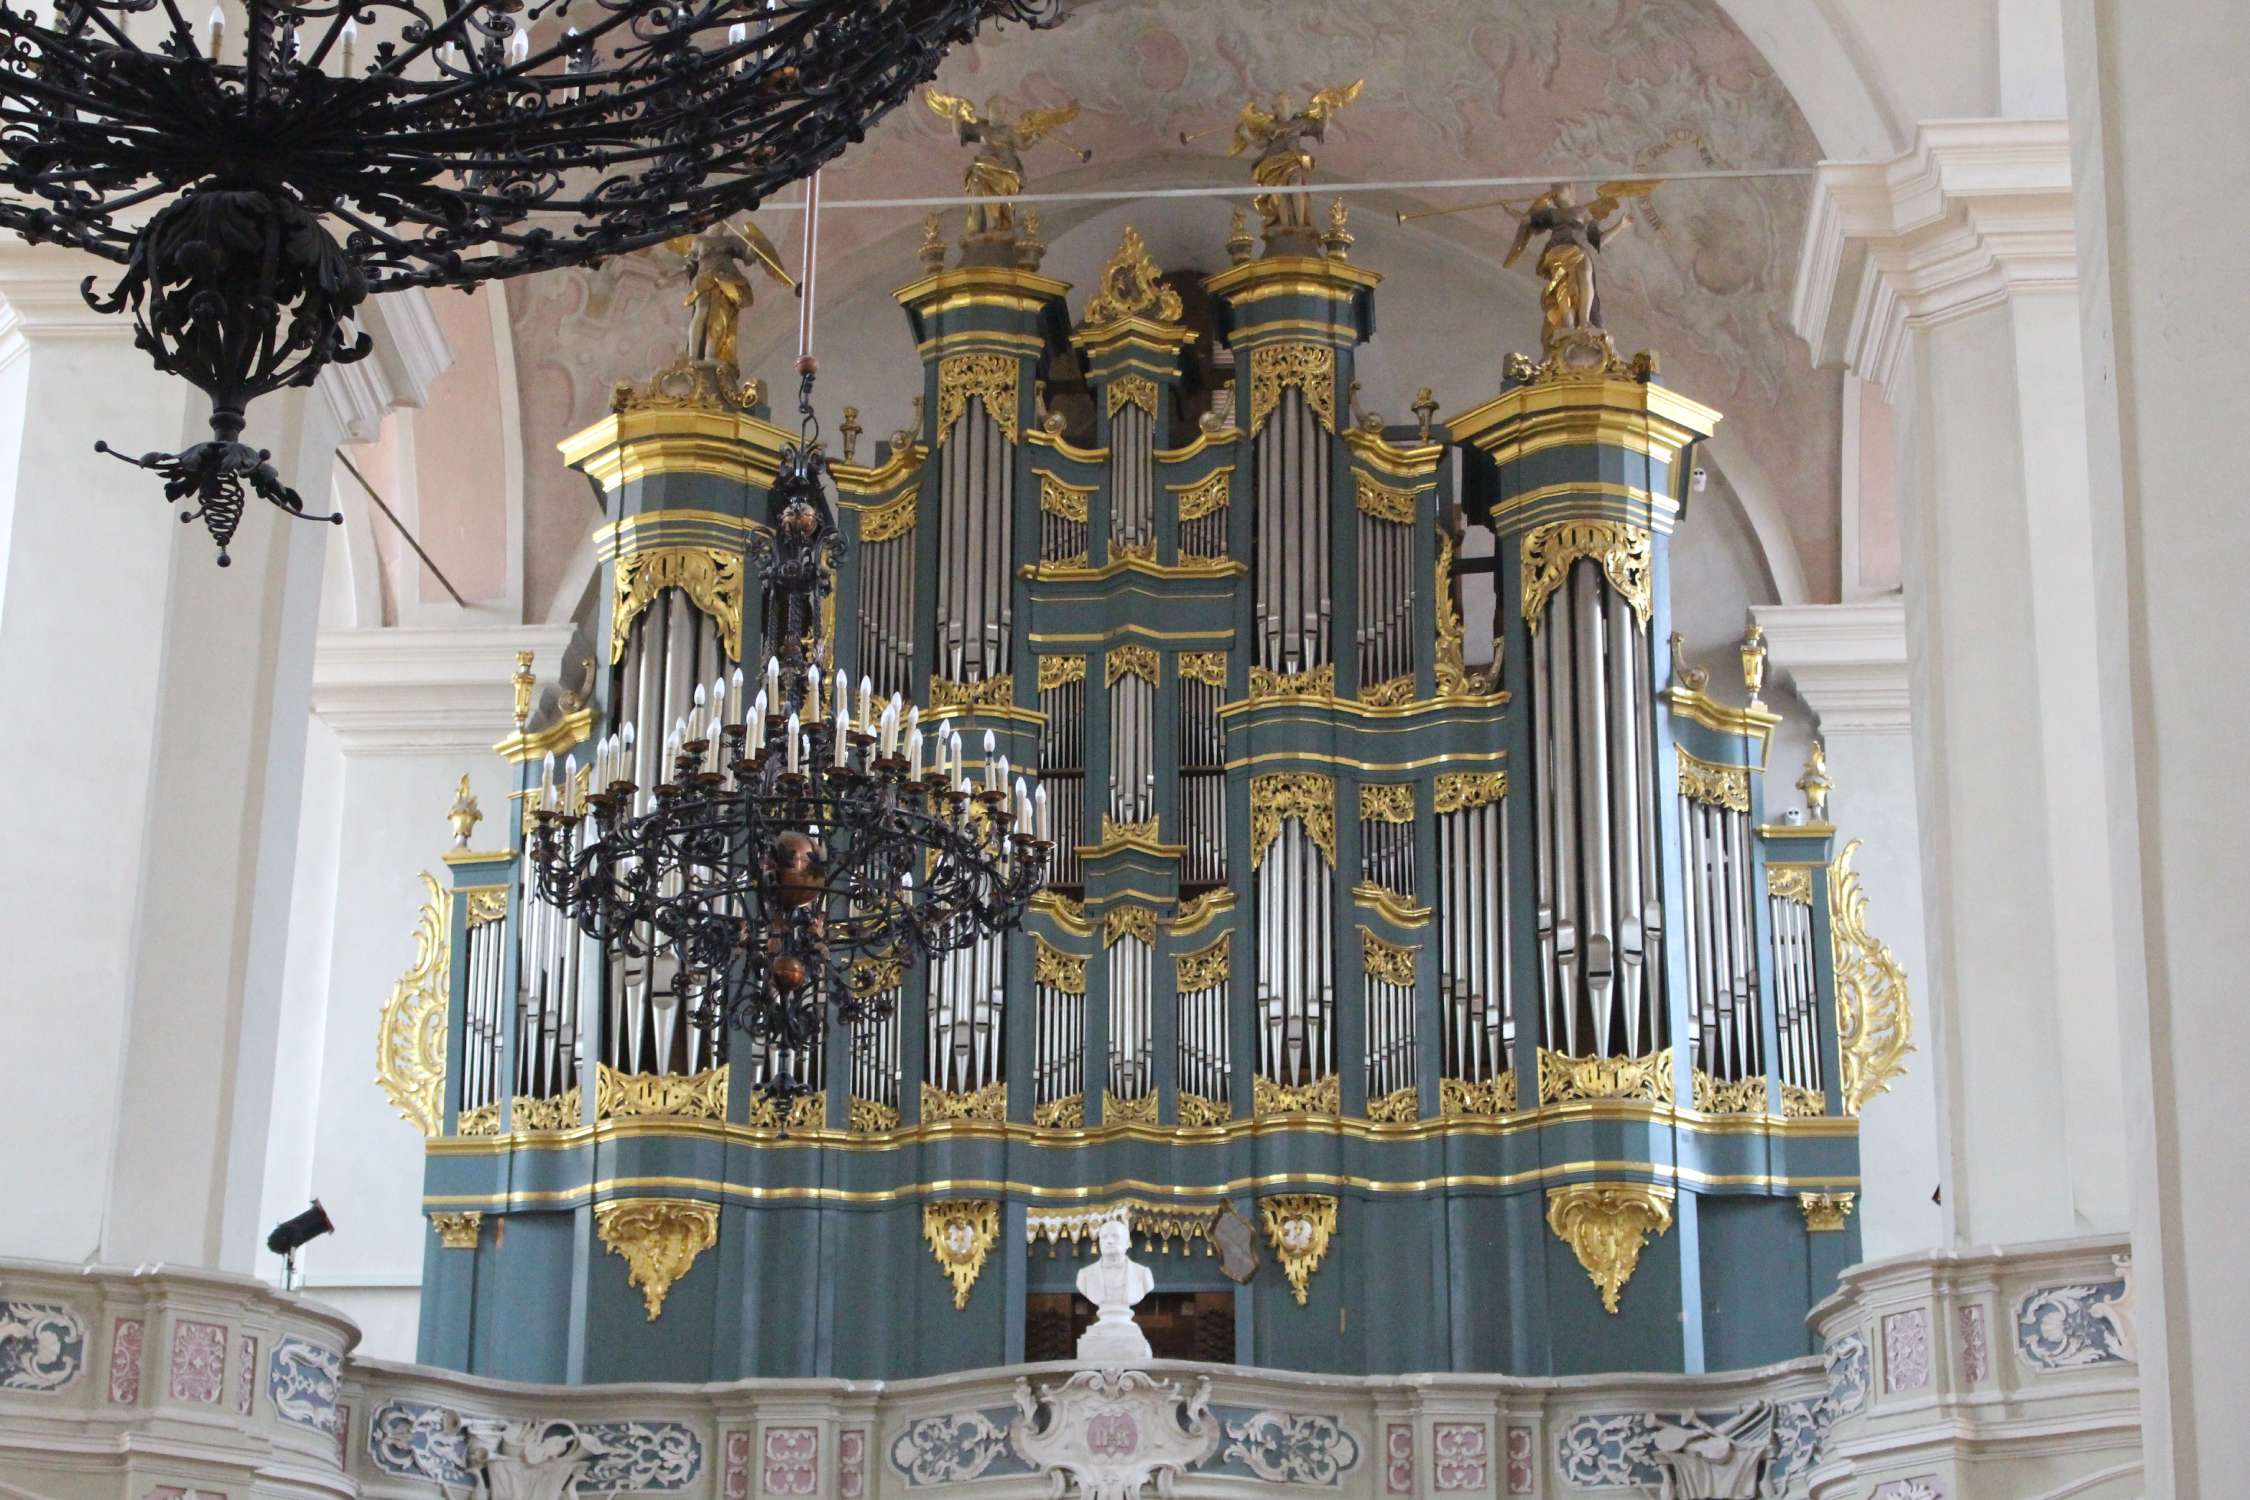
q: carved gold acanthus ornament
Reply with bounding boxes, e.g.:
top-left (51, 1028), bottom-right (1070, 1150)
top-left (595, 1198), bottom-right (719, 1321)
top-left (1039, 473), bottom-right (1092, 523)
top-left (739, 1090), bottom-right (825, 1131)
top-left (1099, 813), bottom-right (1161, 845)
top-left (464, 888), bottom-right (508, 929)
top-left (1254, 1074), bottom-right (1341, 1118)
top-left (612, 353), bottom-right (762, 414)
top-left (1033, 934), bottom-right (1089, 995)
top-left (1358, 783), bottom-right (1415, 824)
top-left (1434, 531), bottom-right (1497, 696)
top-left (1439, 1073), bottom-right (1518, 1117)
top-left (1174, 933), bottom-right (1231, 991)
top-left (1178, 651), bottom-right (1229, 687)
top-left (1677, 749), bottom-right (1751, 812)
top-left (857, 487), bottom-right (919, 543)
top-left (1037, 654), bottom-right (1088, 691)
top-left (1520, 519), bottom-right (1654, 633)
top-left (513, 1089), bottom-right (583, 1132)
top-left (1767, 865), bottom-right (1815, 905)
top-left (922, 1080), bottom-right (1008, 1125)
top-left (1083, 227), bottom-right (1185, 324)
top-left (1106, 375), bottom-right (1160, 419)
top-left (1353, 474), bottom-right (1423, 524)
top-left (1537, 1047), bottom-right (1675, 1105)
top-left (1106, 643), bottom-right (1160, 687)
top-left (1359, 927), bottom-right (1418, 988)
top-left (923, 1200), bottom-right (1001, 1309)
top-left (1259, 1194), bottom-right (1339, 1306)
top-left (1692, 1071), bottom-right (1767, 1115)
top-left (1248, 662), bottom-right (1336, 700)
top-left (430, 1212), bottom-right (483, 1250)
top-left (1179, 1092), bottom-right (1231, 1126)
top-left (936, 353), bottom-right (1020, 443)
top-left (1434, 770), bottom-right (1508, 814)
top-left (1249, 772), bottom-right (1337, 869)
top-left (1359, 673), bottom-right (1417, 707)
top-left (849, 1097), bottom-right (902, 1133)
top-left (1781, 1084), bottom-right (1826, 1119)
top-left (1799, 1191), bottom-right (1856, 1232)
top-left (1102, 904), bottom-right (1160, 948)
top-left (848, 950), bottom-right (908, 997)
top-left (1104, 1089), bottom-right (1159, 1125)
top-left (1033, 1094), bottom-right (1084, 1130)
top-left (1174, 470), bottom-right (1230, 524)
top-left (1546, 1183), bottom-right (1675, 1314)
top-left (596, 1063), bottom-right (729, 1122)
top-left (611, 546), bottom-right (744, 664)
top-left (928, 675), bottom-right (1016, 711)
top-left (1366, 1086), bottom-right (1420, 1124)
top-left (455, 1102), bottom-right (501, 1136)
top-left (1831, 839), bottom-right (1914, 1114)
top-left (1248, 343), bottom-right (1337, 435)
top-left (378, 873), bottom-right (449, 1137)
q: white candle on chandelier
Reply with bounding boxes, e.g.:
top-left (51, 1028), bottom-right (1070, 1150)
top-left (834, 669), bottom-right (848, 726)
top-left (880, 701), bottom-right (899, 757)
top-left (506, 25), bottom-right (529, 65)
top-left (834, 707), bottom-right (848, 767)
top-left (728, 668), bottom-right (744, 724)
top-left (563, 752), bottom-right (578, 813)
top-left (906, 727), bottom-right (923, 779)
top-left (786, 712), bottom-right (801, 774)
top-left (1015, 777), bottom-right (1031, 828)
top-left (858, 676), bottom-right (874, 730)
top-left (620, 721), bottom-right (637, 782)
top-left (205, 4), bottom-right (224, 58)
top-left (1035, 782), bottom-right (1050, 841)
top-left (994, 753), bottom-right (1010, 795)
top-left (765, 656), bottom-right (781, 710)
top-left (541, 751), bottom-right (556, 811)
top-left (805, 664), bottom-right (820, 720)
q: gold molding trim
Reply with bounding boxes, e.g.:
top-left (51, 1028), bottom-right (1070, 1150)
top-left (1351, 881), bottom-right (1432, 927)
top-left (377, 872), bottom-right (448, 1138)
top-left (1366, 1086), bottom-right (1421, 1124)
top-left (1521, 519), bottom-right (1653, 632)
top-left (1247, 343), bottom-right (1336, 435)
top-left (924, 1200), bottom-right (1000, 1309)
top-left (1546, 1182), bottom-right (1675, 1314)
top-left (1359, 927), bottom-right (1418, 987)
top-left (1106, 643), bottom-right (1160, 687)
top-left (1037, 654), bottom-right (1089, 691)
top-left (1439, 1073), bottom-right (1518, 1117)
top-left (1832, 839), bottom-right (1914, 1114)
top-left (1692, 1071), bottom-right (1767, 1115)
top-left (1168, 887), bottom-right (1234, 937)
top-left (430, 1211), bottom-right (483, 1250)
top-left (937, 353), bottom-right (1020, 444)
top-left (1033, 934), bottom-right (1089, 995)
top-left (1254, 1073), bottom-right (1341, 1118)
top-left (595, 1197), bottom-right (719, 1320)
top-left (929, 675), bottom-right (1016, 711)
top-left (1107, 374), bottom-right (1160, 419)
top-left (596, 1063), bottom-right (730, 1122)
top-left (1677, 748), bottom-right (1752, 812)
top-left (611, 546), bottom-right (743, 665)
top-left (1173, 469), bottom-right (1231, 523)
top-left (1538, 1048), bottom-right (1675, 1105)
top-left (1354, 473), bottom-right (1424, 524)
top-left (1434, 770), bottom-right (1509, 814)
top-left (1174, 932), bottom-right (1231, 991)
top-left (1032, 890), bottom-right (1094, 936)
top-left (1358, 782), bottom-right (1415, 823)
top-left (1248, 662), bottom-right (1336, 700)
top-left (1259, 1194), bottom-right (1338, 1306)
top-left (922, 1080), bottom-right (1008, 1125)
top-left (858, 487), bottom-right (919, 543)
top-left (1799, 1190), bottom-right (1857, 1232)
top-left (1250, 772), bottom-right (1337, 869)
top-left (1178, 651), bottom-right (1229, 688)
top-left (1767, 865), bottom-right (1814, 905)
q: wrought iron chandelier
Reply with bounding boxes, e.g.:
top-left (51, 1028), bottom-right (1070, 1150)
top-left (0, 0), bottom-right (1056, 562)
top-left (528, 392), bottom-right (1051, 1089)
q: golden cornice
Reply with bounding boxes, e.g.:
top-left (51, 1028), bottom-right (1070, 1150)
top-left (1341, 426), bottom-right (1443, 476)
top-left (442, 848), bottom-right (514, 867)
top-left (1074, 830), bottom-right (1186, 863)
top-left (893, 265), bottom-right (1073, 315)
top-left (1759, 821), bottom-right (1837, 842)
top-left (1204, 254), bottom-right (1384, 305)
top-left (492, 705), bottom-right (598, 765)
top-left (1216, 692), bottom-right (1511, 724)
top-left (1074, 317), bottom-right (1197, 359)
top-left (558, 406), bottom-right (797, 493)
top-left (1023, 426), bottom-right (1111, 464)
top-left (1447, 377), bottom-right (1721, 466)
top-left (924, 702), bottom-right (1047, 730)
top-left (593, 506), bottom-right (763, 560)
top-left (1351, 881), bottom-right (1432, 928)
top-left (914, 327), bottom-right (1049, 359)
top-left (1490, 481), bottom-right (1680, 533)
top-left (1153, 428), bottom-right (1242, 463)
top-left (1224, 745), bottom-right (1509, 775)
top-left (830, 441), bottom-right (927, 497)
top-left (1031, 890), bottom-right (1094, 937)
top-left (1664, 685), bottom-right (1783, 754)
top-left (1167, 887), bottom-right (1235, 937)
top-left (1022, 554), bottom-right (1248, 584)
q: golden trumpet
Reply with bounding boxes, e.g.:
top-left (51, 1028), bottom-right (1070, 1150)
top-left (1178, 123), bottom-right (1228, 145)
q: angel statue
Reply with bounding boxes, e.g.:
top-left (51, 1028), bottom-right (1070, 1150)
top-left (923, 88), bottom-right (1091, 239)
top-left (667, 218), bottom-right (797, 372)
top-left (1499, 179), bottom-right (1657, 357)
top-left (1205, 81), bottom-right (1363, 236)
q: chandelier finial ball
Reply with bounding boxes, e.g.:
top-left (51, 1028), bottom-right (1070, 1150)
top-left (797, 355), bottom-right (817, 376)
top-left (771, 955), bottom-right (807, 988)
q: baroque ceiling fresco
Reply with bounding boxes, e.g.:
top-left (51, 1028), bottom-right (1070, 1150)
top-left (503, 0), bottom-right (1836, 620)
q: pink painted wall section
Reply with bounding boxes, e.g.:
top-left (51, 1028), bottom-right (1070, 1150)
top-left (411, 289), bottom-right (509, 606)
top-left (355, 410), bottom-right (406, 627)
top-left (1856, 377), bottom-right (1902, 594)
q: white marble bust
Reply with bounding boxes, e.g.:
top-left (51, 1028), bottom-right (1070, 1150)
top-left (1074, 1218), bottom-right (1155, 1363)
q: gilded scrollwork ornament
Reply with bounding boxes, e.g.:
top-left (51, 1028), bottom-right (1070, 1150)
top-left (1178, 652), bottom-right (1229, 688)
top-left (1253, 1073), bottom-right (1341, 1118)
top-left (1033, 934), bottom-right (1089, 995)
top-left (1434, 771), bottom-right (1508, 813)
top-left (1106, 644), bottom-right (1160, 687)
top-left (1258, 1194), bottom-right (1339, 1306)
top-left (924, 1200), bottom-right (1001, 1309)
top-left (1358, 927), bottom-right (1418, 987)
top-left (922, 1080), bottom-right (1008, 1125)
top-left (1249, 772), bottom-right (1337, 869)
top-left (1174, 933), bottom-right (1231, 992)
top-left (1358, 782), bottom-right (1416, 823)
top-left (1677, 749), bottom-right (1751, 812)
top-left (1174, 470), bottom-right (1230, 524)
top-left (928, 674), bottom-right (1016, 711)
top-left (1037, 654), bottom-right (1088, 691)
top-left (857, 487), bottom-right (919, 543)
top-left (595, 1198), bottom-right (720, 1321)
top-left (1546, 1182), bottom-right (1674, 1314)
top-left (376, 872), bottom-right (449, 1138)
top-left (1353, 473), bottom-right (1423, 524)
top-left (1247, 343), bottom-right (1336, 435)
top-left (937, 353), bottom-right (1021, 443)
top-left (611, 546), bottom-right (744, 665)
top-left (1039, 473), bottom-right (1093, 523)
top-left (1248, 662), bottom-right (1335, 700)
top-left (1438, 1073), bottom-right (1518, 1117)
top-left (1537, 1047), bottom-right (1675, 1105)
top-left (595, 1062), bottom-right (730, 1122)
top-left (1081, 226), bottom-right (1184, 325)
top-left (1831, 839), bottom-right (1914, 1113)
top-left (1520, 519), bottom-right (1653, 632)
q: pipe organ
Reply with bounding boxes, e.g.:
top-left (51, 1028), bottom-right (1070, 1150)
top-left (407, 215), bottom-right (1893, 1386)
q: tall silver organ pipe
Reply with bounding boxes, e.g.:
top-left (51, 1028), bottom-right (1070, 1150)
top-left (935, 400), bottom-right (1014, 683)
top-left (1037, 657), bottom-right (1086, 887)
top-left (1177, 655), bottom-right (1227, 887)
top-left (1175, 470), bottom-right (1228, 560)
top-left (1253, 788), bottom-right (1335, 1088)
top-left (1358, 783), bottom-right (1416, 898)
top-left (1253, 389), bottom-right (1332, 675)
top-left (1031, 938), bottom-right (1086, 1113)
top-left (1679, 764), bottom-right (1761, 1082)
top-left (1105, 920), bottom-right (1156, 1104)
top-left (927, 932), bottom-right (1006, 1096)
top-left (1766, 875), bottom-right (1823, 1095)
top-left (852, 492), bottom-right (917, 702)
top-left (460, 896), bottom-right (508, 1116)
top-left (1039, 475), bottom-right (1091, 564)
top-left (1354, 489), bottom-right (1418, 700)
top-left (1361, 928), bottom-right (1418, 1107)
top-left (1531, 553), bottom-right (1663, 1060)
top-left (513, 842), bottom-right (582, 1101)
top-left (1106, 650), bottom-right (1156, 825)
top-left (1437, 775), bottom-right (1512, 1084)
top-left (1108, 389), bottom-right (1156, 555)
top-left (849, 996), bottom-right (903, 1114)
top-left (1173, 933), bottom-right (1230, 1110)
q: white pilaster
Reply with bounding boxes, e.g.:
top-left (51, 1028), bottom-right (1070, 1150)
top-left (1795, 121), bottom-right (2127, 1249)
top-left (0, 243), bottom-right (441, 1271)
top-left (1756, 601), bottom-right (1940, 1262)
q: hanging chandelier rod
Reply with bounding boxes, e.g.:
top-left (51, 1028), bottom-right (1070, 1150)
top-left (735, 164), bottom-right (1819, 215)
top-left (335, 451), bottom-right (469, 609)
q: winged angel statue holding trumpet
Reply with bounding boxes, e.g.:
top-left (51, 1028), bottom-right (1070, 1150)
top-left (668, 219), bottom-right (797, 373)
top-left (924, 88), bottom-right (1092, 238)
top-left (1194, 81), bottom-right (1364, 235)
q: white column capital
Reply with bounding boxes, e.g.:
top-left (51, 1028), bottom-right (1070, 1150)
top-left (313, 623), bottom-right (578, 756)
top-left (1793, 118), bottom-right (2076, 401)
top-left (1753, 599), bottom-right (1910, 735)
